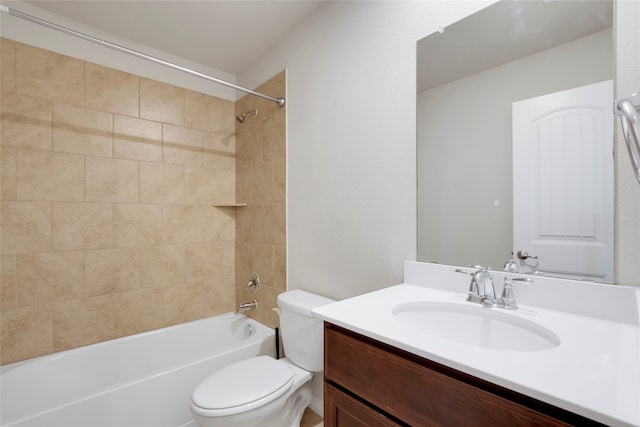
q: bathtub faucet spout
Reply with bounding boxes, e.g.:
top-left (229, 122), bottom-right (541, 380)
top-left (239, 300), bottom-right (257, 314)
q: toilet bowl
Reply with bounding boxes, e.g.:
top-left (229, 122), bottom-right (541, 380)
top-left (190, 290), bottom-right (334, 427)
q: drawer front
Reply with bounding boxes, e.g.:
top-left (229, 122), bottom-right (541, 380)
top-left (325, 383), bottom-right (402, 427)
top-left (325, 324), bottom-right (572, 427)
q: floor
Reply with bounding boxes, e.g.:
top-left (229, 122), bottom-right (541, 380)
top-left (301, 408), bottom-right (323, 427)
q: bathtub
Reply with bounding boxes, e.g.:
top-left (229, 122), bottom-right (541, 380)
top-left (0, 313), bottom-right (275, 427)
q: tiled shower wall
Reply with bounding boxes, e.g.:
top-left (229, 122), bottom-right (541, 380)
top-left (0, 38), bottom-right (242, 364)
top-left (235, 71), bottom-right (286, 329)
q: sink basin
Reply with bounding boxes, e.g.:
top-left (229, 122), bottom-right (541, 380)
top-left (392, 302), bottom-right (561, 351)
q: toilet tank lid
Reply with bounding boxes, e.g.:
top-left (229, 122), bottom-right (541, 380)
top-left (277, 290), bottom-right (335, 316)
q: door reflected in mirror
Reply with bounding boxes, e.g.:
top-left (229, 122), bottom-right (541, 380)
top-left (416, 0), bottom-right (614, 282)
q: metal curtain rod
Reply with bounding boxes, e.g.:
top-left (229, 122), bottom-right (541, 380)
top-left (614, 92), bottom-right (640, 185)
top-left (0, 6), bottom-right (285, 107)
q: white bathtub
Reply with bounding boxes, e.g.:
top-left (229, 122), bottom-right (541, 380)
top-left (0, 313), bottom-right (275, 427)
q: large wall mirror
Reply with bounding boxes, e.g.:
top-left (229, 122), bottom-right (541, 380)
top-left (417, 0), bottom-right (614, 282)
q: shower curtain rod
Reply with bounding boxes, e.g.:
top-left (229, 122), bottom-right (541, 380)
top-left (0, 6), bottom-right (286, 107)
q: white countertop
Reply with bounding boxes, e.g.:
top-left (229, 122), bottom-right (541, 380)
top-left (313, 264), bottom-right (640, 427)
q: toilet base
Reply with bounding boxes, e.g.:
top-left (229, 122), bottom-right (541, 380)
top-left (277, 382), bottom-right (312, 427)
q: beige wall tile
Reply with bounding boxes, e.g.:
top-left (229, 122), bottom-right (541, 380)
top-left (1, 146), bottom-right (16, 200)
top-left (1, 39), bottom-right (265, 364)
top-left (114, 115), bottom-right (162, 162)
top-left (207, 278), bottom-right (236, 315)
top-left (236, 204), bottom-right (255, 244)
top-left (1, 305), bottom-right (53, 364)
top-left (274, 157), bottom-right (286, 203)
top-left (1, 201), bottom-right (51, 254)
top-left (114, 289), bottom-right (163, 336)
top-left (185, 243), bottom-right (222, 282)
top-left (113, 204), bottom-right (163, 247)
top-left (236, 145), bottom-right (252, 203)
top-left (235, 71), bottom-right (286, 327)
top-left (205, 143), bottom-right (236, 171)
top-left (162, 205), bottom-right (205, 244)
top-left (140, 245), bottom-right (185, 289)
top-left (254, 204), bottom-right (269, 244)
top-left (221, 100), bottom-right (236, 138)
top-left (205, 206), bottom-right (235, 242)
top-left (242, 132), bottom-right (264, 168)
top-left (205, 130), bottom-right (235, 156)
top-left (85, 156), bottom-right (139, 203)
top-left (53, 103), bottom-right (112, 156)
top-left (269, 203), bottom-right (286, 247)
top-left (140, 78), bottom-right (184, 125)
top-left (53, 295), bottom-right (116, 351)
top-left (220, 240), bottom-right (235, 283)
top-left (1, 38), bottom-right (16, 94)
top-left (139, 162), bottom-right (184, 204)
top-left (17, 251), bottom-right (85, 305)
top-left (235, 242), bottom-right (251, 287)
top-left (262, 285), bottom-right (281, 329)
top-left (52, 202), bottom-right (113, 251)
top-left (1, 254), bottom-right (17, 309)
top-left (185, 90), bottom-right (225, 132)
top-left (252, 244), bottom-right (274, 286)
top-left (204, 143), bottom-right (236, 202)
top-left (16, 43), bottom-right (83, 105)
top-left (16, 148), bottom-right (84, 201)
top-left (163, 281), bottom-right (208, 326)
top-left (1, 94), bottom-right (52, 150)
top-left (86, 248), bottom-right (140, 296)
top-left (274, 246), bottom-right (286, 291)
top-left (163, 124), bottom-right (204, 166)
top-left (221, 168), bottom-right (236, 202)
top-left (253, 161), bottom-right (273, 203)
top-left (234, 120), bottom-right (254, 154)
top-left (263, 114), bottom-right (286, 162)
top-left (85, 63), bottom-right (139, 116)
top-left (185, 166), bottom-right (221, 204)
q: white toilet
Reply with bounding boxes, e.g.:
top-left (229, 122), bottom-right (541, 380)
top-left (190, 290), bottom-right (335, 427)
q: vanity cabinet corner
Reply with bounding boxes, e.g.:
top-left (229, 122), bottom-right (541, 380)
top-left (323, 322), bottom-right (605, 427)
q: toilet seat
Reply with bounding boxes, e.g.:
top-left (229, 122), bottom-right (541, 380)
top-left (191, 356), bottom-right (294, 417)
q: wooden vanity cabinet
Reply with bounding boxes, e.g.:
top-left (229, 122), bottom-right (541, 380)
top-left (324, 323), bottom-right (605, 427)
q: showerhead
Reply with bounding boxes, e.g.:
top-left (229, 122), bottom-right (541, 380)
top-left (236, 109), bottom-right (257, 124)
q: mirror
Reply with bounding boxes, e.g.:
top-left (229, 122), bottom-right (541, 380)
top-left (417, 0), bottom-right (614, 281)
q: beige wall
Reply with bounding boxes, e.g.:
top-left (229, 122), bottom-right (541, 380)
top-left (234, 71), bottom-right (286, 329)
top-left (0, 39), bottom-right (240, 364)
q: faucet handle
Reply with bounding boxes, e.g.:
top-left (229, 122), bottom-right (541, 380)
top-left (455, 268), bottom-right (482, 302)
top-left (244, 272), bottom-right (261, 294)
top-left (502, 259), bottom-right (519, 272)
top-left (497, 277), bottom-right (532, 310)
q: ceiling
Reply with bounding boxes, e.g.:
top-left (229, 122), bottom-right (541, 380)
top-left (417, 0), bottom-right (613, 92)
top-left (22, 0), bottom-right (325, 75)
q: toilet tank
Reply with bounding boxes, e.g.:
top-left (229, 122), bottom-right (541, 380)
top-left (277, 290), bottom-right (335, 372)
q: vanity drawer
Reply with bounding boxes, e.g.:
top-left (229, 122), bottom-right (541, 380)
top-left (324, 323), bottom-right (584, 427)
top-left (325, 383), bottom-right (402, 427)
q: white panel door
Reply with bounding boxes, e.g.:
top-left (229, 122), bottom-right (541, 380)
top-left (512, 80), bottom-right (613, 282)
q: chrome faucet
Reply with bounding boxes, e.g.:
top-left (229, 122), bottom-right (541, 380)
top-left (456, 266), bottom-right (496, 306)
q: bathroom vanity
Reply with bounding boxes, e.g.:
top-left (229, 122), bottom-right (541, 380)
top-left (313, 261), bottom-right (640, 427)
top-left (324, 323), bottom-right (599, 426)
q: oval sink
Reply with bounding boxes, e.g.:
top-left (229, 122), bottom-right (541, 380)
top-left (392, 302), bottom-right (561, 351)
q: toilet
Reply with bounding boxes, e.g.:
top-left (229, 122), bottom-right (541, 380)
top-left (190, 290), bottom-right (335, 427)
